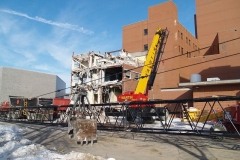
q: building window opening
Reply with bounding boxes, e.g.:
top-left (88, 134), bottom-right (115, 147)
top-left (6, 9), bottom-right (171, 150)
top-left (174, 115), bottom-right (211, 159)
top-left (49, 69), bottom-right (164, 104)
top-left (181, 47), bottom-right (184, 54)
top-left (181, 33), bottom-right (183, 39)
top-left (144, 44), bottom-right (148, 51)
top-left (105, 67), bottom-right (122, 81)
top-left (124, 70), bottom-right (131, 79)
top-left (144, 29), bottom-right (148, 35)
top-left (134, 72), bottom-right (140, 80)
top-left (186, 37), bottom-right (188, 43)
top-left (189, 39), bottom-right (191, 46)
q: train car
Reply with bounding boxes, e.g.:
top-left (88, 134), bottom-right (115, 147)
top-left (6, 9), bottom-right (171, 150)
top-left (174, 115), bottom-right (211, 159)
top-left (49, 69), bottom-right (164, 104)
top-left (53, 98), bottom-right (70, 112)
top-left (0, 101), bottom-right (10, 112)
top-left (3, 96), bottom-right (70, 121)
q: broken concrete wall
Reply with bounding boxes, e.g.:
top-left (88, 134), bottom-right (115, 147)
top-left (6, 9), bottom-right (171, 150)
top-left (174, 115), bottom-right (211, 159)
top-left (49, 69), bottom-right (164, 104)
top-left (71, 50), bottom-right (145, 104)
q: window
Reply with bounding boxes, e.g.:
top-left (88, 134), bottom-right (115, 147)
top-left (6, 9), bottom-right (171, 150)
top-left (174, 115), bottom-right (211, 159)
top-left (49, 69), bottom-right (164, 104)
top-left (124, 70), bottom-right (131, 79)
top-left (144, 29), bottom-right (148, 35)
top-left (186, 37), bottom-right (188, 43)
top-left (181, 47), bottom-right (183, 54)
top-left (134, 73), bottom-right (140, 80)
top-left (181, 33), bottom-right (183, 39)
top-left (222, 43), bottom-right (226, 52)
top-left (189, 39), bottom-right (191, 46)
top-left (144, 44), bottom-right (148, 51)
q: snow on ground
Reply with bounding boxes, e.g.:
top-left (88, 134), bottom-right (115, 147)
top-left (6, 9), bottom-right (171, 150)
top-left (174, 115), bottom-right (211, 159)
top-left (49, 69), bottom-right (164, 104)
top-left (0, 118), bottom-right (214, 159)
top-left (0, 123), bottom-right (115, 160)
top-left (106, 117), bottom-right (214, 131)
top-left (151, 118), bottom-right (214, 130)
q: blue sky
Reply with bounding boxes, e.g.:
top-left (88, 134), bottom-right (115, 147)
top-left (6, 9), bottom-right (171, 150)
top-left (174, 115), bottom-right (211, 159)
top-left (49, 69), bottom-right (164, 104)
top-left (0, 0), bottom-right (196, 90)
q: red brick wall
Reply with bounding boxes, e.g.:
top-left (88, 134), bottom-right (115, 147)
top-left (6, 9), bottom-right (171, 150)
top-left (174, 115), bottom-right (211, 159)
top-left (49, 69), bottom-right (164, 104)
top-left (193, 84), bottom-right (240, 110)
top-left (122, 0), bottom-right (240, 101)
top-left (196, 0), bottom-right (240, 51)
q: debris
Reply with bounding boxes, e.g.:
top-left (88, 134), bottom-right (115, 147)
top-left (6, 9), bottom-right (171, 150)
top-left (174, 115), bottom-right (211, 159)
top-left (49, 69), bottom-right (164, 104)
top-left (71, 50), bottom-right (145, 104)
top-left (68, 117), bottom-right (97, 146)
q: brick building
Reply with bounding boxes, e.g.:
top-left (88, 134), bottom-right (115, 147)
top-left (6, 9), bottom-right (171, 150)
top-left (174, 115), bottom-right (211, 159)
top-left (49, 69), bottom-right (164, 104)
top-left (122, 0), bottom-right (240, 109)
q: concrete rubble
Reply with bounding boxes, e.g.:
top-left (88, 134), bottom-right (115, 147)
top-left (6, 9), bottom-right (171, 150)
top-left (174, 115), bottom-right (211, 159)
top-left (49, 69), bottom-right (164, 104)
top-left (71, 50), bottom-right (146, 104)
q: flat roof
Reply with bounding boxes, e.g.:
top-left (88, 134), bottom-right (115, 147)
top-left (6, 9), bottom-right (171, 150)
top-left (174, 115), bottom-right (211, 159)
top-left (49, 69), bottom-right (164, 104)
top-left (179, 79), bottom-right (240, 88)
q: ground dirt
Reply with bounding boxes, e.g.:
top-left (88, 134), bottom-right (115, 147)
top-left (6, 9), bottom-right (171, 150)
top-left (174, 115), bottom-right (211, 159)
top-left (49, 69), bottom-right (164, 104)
top-left (1, 121), bottom-right (240, 160)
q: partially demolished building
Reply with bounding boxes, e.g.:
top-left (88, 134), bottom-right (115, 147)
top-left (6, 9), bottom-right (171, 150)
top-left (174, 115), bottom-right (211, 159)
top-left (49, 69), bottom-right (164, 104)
top-left (71, 0), bottom-right (240, 108)
top-left (71, 50), bottom-right (145, 104)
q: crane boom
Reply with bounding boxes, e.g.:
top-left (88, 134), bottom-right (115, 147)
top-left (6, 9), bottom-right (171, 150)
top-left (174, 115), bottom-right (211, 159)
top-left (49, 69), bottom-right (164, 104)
top-left (134, 28), bottom-right (163, 94)
top-left (117, 27), bottom-right (167, 104)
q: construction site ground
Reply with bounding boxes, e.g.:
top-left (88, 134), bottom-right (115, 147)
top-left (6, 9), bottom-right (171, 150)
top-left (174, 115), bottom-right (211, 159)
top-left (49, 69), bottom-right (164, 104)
top-left (1, 121), bottom-right (240, 160)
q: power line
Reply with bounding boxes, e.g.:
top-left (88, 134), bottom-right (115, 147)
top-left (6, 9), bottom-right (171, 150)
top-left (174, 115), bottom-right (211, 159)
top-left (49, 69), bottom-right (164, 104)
top-left (157, 52), bottom-right (240, 75)
top-left (77, 36), bottom-right (240, 86)
top-left (33, 36), bottom-right (240, 98)
top-left (122, 37), bottom-right (240, 84)
top-left (35, 87), bottom-right (71, 98)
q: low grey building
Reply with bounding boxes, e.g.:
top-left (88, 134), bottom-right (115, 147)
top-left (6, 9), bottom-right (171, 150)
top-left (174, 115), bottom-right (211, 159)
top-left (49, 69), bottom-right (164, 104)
top-left (0, 66), bottom-right (66, 102)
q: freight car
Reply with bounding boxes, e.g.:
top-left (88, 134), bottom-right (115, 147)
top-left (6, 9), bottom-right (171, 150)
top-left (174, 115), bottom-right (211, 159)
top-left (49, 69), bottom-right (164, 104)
top-left (0, 96), bottom-right (70, 121)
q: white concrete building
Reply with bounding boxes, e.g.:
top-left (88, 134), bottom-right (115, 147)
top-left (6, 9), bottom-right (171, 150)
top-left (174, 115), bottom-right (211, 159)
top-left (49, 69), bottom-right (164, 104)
top-left (0, 67), bottom-right (66, 103)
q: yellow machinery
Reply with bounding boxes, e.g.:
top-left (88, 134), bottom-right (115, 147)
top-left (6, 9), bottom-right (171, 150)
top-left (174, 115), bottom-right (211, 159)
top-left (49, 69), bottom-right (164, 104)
top-left (117, 28), bottom-right (167, 103)
top-left (187, 108), bottom-right (224, 122)
top-left (134, 28), bottom-right (163, 94)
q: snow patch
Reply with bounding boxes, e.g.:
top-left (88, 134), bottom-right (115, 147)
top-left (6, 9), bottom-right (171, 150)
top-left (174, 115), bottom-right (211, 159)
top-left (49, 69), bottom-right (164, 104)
top-left (0, 123), bottom-right (115, 160)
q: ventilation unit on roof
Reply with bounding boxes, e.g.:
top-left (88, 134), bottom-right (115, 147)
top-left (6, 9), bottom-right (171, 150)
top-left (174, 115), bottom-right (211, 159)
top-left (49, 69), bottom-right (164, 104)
top-left (190, 74), bottom-right (201, 83)
top-left (207, 77), bottom-right (220, 81)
